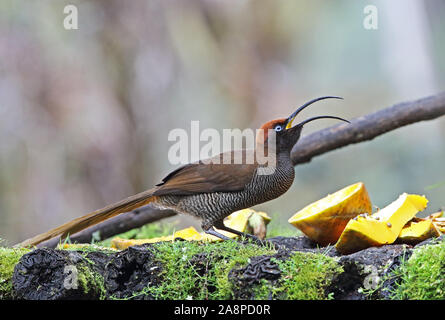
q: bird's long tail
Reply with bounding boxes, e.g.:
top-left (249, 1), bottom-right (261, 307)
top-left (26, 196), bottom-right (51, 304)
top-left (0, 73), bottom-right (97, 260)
top-left (17, 188), bottom-right (158, 247)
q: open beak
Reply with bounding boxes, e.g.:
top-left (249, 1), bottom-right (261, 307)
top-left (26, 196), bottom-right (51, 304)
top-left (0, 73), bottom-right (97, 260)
top-left (294, 115), bottom-right (350, 127)
top-left (285, 96), bottom-right (344, 129)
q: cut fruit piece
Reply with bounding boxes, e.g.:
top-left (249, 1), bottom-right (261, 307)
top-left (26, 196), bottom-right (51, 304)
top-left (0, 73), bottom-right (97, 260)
top-left (202, 209), bottom-right (270, 241)
top-left (433, 221), bottom-right (445, 233)
top-left (288, 182), bottom-right (372, 246)
top-left (111, 227), bottom-right (202, 249)
top-left (335, 193), bottom-right (428, 254)
top-left (111, 209), bottom-right (272, 249)
top-left (246, 210), bottom-right (271, 240)
top-left (175, 226), bottom-right (204, 241)
top-left (428, 211), bottom-right (444, 234)
top-left (427, 211), bottom-right (443, 220)
top-left (57, 243), bottom-right (118, 251)
top-left (111, 235), bottom-right (171, 250)
top-left (397, 219), bottom-right (441, 245)
top-left (255, 210), bottom-right (272, 224)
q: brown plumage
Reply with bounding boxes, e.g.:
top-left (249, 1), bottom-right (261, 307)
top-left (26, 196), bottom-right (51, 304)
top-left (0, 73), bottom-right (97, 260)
top-left (152, 150), bottom-right (258, 196)
top-left (18, 96), bottom-right (349, 247)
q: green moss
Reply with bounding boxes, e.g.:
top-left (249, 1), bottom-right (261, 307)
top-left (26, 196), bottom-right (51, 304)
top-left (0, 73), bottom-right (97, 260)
top-left (211, 241), bottom-right (276, 299)
top-left (261, 251), bottom-right (342, 300)
top-left (124, 240), bottom-right (276, 300)
top-left (114, 240), bottom-right (343, 300)
top-left (389, 239), bottom-right (445, 300)
top-left (77, 264), bottom-right (107, 300)
top-left (0, 247), bottom-right (30, 299)
top-left (252, 279), bottom-right (274, 299)
top-left (51, 246), bottom-right (108, 299)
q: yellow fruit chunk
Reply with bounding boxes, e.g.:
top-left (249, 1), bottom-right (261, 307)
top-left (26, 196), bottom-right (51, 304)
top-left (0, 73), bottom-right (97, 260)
top-left (201, 209), bottom-right (270, 241)
top-left (111, 236), bottom-right (170, 249)
top-left (427, 211), bottom-right (444, 234)
top-left (246, 210), bottom-right (271, 240)
top-left (111, 227), bottom-right (202, 249)
top-left (111, 209), bottom-right (272, 249)
top-left (335, 193), bottom-right (428, 254)
top-left (57, 243), bottom-right (118, 251)
top-left (397, 219), bottom-right (441, 245)
top-left (427, 211), bottom-right (443, 220)
top-left (175, 226), bottom-right (204, 241)
top-left (255, 211), bottom-right (272, 224)
top-left (434, 220), bottom-right (445, 233)
top-left (288, 182), bottom-right (372, 246)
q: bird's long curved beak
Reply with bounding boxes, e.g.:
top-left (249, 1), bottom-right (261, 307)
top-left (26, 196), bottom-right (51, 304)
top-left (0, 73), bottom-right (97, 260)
top-left (296, 115), bottom-right (350, 127)
top-left (285, 96), bottom-right (343, 129)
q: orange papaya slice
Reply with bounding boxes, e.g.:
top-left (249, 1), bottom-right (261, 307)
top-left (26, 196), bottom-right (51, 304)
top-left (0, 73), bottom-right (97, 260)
top-left (397, 219), bottom-right (441, 245)
top-left (335, 193), bottom-right (428, 254)
top-left (288, 182), bottom-right (372, 246)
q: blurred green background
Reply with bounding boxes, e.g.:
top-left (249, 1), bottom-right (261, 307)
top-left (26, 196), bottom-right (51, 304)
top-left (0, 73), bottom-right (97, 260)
top-left (0, 0), bottom-right (444, 244)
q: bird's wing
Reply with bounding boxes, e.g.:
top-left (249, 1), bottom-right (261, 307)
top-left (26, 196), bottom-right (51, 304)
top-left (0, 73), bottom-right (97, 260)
top-left (153, 150), bottom-right (258, 196)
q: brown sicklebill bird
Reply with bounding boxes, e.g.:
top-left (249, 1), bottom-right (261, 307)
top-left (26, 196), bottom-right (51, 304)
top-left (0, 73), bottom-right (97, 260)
top-left (18, 96), bottom-right (349, 247)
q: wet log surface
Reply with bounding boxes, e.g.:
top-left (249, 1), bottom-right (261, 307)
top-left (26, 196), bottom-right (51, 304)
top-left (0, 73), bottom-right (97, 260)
top-left (11, 236), bottom-right (443, 300)
top-left (12, 249), bottom-right (110, 300)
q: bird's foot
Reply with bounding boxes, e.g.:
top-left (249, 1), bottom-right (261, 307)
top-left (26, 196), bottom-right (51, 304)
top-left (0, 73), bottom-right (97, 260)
top-left (204, 230), bottom-right (276, 249)
top-left (204, 228), bottom-right (232, 241)
top-left (204, 223), bottom-right (280, 250)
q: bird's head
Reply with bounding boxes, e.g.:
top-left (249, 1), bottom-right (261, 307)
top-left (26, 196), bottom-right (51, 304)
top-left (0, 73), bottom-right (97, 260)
top-left (256, 96), bottom-right (350, 153)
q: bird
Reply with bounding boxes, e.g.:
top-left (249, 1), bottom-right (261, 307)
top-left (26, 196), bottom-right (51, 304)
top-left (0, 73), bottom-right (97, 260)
top-left (18, 96), bottom-right (349, 247)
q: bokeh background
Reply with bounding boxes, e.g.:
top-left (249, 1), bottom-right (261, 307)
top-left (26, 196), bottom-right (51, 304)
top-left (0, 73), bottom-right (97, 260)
top-left (1, 0), bottom-right (444, 244)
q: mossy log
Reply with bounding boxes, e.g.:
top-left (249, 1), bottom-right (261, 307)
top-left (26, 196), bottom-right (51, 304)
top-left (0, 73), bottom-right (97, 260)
top-left (4, 236), bottom-right (444, 300)
top-left (12, 248), bottom-right (110, 300)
